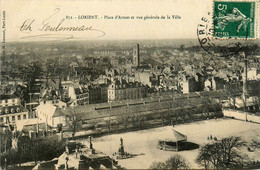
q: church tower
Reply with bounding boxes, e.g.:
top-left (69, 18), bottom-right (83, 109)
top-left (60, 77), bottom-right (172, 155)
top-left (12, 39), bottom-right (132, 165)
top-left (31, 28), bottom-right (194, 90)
top-left (133, 43), bottom-right (140, 67)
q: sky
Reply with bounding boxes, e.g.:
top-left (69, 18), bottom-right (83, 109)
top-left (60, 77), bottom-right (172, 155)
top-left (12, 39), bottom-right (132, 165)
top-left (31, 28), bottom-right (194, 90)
top-left (0, 0), bottom-right (259, 42)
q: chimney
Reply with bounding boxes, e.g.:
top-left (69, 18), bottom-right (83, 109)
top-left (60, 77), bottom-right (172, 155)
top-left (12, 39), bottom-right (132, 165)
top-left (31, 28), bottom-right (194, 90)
top-left (119, 77), bottom-right (122, 84)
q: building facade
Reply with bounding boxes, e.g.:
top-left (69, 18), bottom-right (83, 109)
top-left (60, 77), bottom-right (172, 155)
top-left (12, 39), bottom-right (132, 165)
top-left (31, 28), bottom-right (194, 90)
top-left (0, 94), bottom-right (29, 125)
top-left (108, 81), bottom-right (147, 102)
top-left (179, 77), bottom-right (197, 94)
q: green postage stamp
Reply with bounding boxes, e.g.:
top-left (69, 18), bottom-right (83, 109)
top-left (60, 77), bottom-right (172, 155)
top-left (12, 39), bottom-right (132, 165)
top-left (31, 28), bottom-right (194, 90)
top-left (213, 1), bottom-right (256, 39)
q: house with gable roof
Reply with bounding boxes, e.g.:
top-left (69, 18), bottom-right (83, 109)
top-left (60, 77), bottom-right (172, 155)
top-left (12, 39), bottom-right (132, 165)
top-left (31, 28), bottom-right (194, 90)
top-left (35, 103), bottom-right (67, 128)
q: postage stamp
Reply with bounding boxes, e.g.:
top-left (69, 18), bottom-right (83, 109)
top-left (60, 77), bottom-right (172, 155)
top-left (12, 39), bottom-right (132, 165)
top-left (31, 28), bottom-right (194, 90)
top-left (213, 1), bottom-right (255, 39)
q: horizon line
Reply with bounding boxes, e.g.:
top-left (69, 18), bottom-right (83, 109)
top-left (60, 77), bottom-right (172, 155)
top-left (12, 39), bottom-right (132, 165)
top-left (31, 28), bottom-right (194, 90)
top-left (5, 38), bottom-right (201, 44)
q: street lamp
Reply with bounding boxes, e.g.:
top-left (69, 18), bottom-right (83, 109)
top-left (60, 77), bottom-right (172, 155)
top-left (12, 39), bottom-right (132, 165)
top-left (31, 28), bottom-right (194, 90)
top-left (242, 52), bottom-right (248, 121)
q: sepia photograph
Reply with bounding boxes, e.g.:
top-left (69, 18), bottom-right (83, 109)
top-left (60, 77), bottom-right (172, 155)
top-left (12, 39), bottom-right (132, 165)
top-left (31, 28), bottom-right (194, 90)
top-left (0, 0), bottom-right (260, 169)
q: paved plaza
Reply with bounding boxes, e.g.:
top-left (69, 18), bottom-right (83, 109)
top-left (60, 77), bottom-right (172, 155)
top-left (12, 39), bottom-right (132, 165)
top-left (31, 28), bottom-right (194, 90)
top-left (78, 118), bottom-right (260, 169)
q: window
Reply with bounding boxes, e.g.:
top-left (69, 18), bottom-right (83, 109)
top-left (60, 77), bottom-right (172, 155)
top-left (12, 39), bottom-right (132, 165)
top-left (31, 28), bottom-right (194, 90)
top-left (6, 117), bottom-right (9, 122)
top-left (18, 115), bottom-right (21, 120)
top-left (12, 116), bottom-right (15, 121)
top-left (0, 117), bottom-right (3, 122)
top-left (23, 114), bottom-right (27, 119)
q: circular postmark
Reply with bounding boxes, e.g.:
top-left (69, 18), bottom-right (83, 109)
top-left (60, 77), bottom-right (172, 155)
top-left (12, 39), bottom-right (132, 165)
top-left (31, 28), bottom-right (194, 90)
top-left (197, 12), bottom-right (244, 57)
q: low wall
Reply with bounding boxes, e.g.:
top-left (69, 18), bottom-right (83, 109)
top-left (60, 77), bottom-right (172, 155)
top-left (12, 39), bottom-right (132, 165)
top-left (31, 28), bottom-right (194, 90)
top-left (223, 109), bottom-right (260, 123)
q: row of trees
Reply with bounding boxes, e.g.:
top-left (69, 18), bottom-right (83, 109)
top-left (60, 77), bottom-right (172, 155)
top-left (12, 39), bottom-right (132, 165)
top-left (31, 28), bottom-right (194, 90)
top-left (92, 101), bottom-right (222, 134)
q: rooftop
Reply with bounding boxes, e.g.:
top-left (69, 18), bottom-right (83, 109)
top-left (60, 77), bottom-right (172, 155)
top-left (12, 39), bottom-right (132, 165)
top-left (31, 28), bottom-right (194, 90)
top-left (0, 94), bottom-right (19, 100)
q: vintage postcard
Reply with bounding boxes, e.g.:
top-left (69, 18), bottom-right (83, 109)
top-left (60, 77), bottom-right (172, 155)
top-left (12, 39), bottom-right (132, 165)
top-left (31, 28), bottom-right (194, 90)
top-left (0, 0), bottom-right (260, 169)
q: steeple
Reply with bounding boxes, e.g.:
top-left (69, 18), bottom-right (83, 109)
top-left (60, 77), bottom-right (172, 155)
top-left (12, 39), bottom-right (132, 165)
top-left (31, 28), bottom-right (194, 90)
top-left (133, 43), bottom-right (140, 67)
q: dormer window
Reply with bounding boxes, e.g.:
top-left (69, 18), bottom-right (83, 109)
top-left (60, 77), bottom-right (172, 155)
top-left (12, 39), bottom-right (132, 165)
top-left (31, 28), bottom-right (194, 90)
top-left (11, 108), bottom-right (15, 113)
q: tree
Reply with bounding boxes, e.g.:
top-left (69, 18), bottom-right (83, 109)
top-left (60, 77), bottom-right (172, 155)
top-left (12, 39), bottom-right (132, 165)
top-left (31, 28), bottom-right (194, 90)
top-left (17, 135), bottom-right (66, 164)
top-left (67, 111), bottom-right (82, 139)
top-left (115, 119), bottom-right (120, 132)
top-left (118, 107), bottom-right (132, 131)
top-left (0, 130), bottom-right (12, 154)
top-left (173, 108), bottom-right (182, 123)
top-left (224, 82), bottom-right (242, 108)
top-left (105, 118), bottom-right (111, 132)
top-left (179, 44), bottom-right (185, 52)
top-left (252, 96), bottom-right (259, 112)
top-left (245, 161), bottom-right (260, 169)
top-left (211, 102), bottom-right (222, 117)
top-left (179, 109), bottom-right (188, 122)
top-left (196, 142), bottom-right (222, 169)
top-left (202, 98), bottom-right (211, 116)
top-left (150, 161), bottom-right (167, 170)
top-left (119, 114), bottom-right (130, 131)
top-left (1, 149), bottom-right (20, 168)
top-left (0, 129), bottom-right (18, 168)
top-left (196, 136), bottom-right (248, 169)
top-left (165, 155), bottom-right (190, 169)
top-left (187, 109), bottom-right (194, 122)
top-left (137, 114), bottom-right (145, 129)
top-left (131, 113), bottom-right (137, 128)
top-left (150, 155), bottom-right (190, 170)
